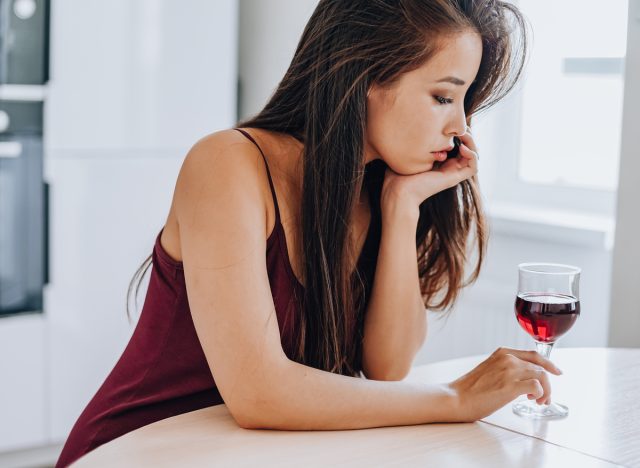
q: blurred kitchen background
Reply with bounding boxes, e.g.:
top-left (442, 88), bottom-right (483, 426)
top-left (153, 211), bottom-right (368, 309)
top-left (0, 0), bottom-right (637, 466)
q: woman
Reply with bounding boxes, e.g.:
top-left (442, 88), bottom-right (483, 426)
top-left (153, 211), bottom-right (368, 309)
top-left (57, 0), bottom-right (561, 466)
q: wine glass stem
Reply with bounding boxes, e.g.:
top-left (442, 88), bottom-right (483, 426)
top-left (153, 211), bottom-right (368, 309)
top-left (535, 341), bottom-right (554, 359)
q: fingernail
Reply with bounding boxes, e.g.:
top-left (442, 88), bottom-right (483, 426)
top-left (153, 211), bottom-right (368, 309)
top-left (556, 367), bottom-right (563, 374)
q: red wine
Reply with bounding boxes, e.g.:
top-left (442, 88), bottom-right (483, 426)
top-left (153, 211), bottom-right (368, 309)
top-left (515, 293), bottom-right (580, 343)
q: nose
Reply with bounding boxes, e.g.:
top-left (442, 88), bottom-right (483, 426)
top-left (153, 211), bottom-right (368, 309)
top-left (445, 105), bottom-right (467, 137)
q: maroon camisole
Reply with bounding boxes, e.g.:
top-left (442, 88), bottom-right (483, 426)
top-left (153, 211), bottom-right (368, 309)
top-left (56, 128), bottom-right (383, 467)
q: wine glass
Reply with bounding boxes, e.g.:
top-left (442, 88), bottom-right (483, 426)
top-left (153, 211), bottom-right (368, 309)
top-left (512, 262), bottom-right (581, 419)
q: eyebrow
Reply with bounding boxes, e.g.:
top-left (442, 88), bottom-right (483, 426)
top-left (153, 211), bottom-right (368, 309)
top-left (435, 76), bottom-right (466, 86)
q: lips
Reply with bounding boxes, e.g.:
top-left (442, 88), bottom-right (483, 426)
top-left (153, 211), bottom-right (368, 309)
top-left (432, 145), bottom-right (454, 153)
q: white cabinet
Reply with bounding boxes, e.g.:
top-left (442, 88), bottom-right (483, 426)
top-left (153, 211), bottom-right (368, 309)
top-left (0, 0), bottom-right (237, 454)
top-left (45, 0), bottom-right (238, 151)
top-left (0, 315), bottom-right (46, 452)
top-left (45, 152), bottom-right (184, 442)
top-left (42, 0), bottom-right (238, 445)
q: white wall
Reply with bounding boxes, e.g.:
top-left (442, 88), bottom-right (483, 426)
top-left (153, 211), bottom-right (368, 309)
top-left (238, 0), bottom-right (318, 118)
top-left (608, 0), bottom-right (640, 347)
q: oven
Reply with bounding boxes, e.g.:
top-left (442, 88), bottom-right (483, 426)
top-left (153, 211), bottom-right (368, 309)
top-left (0, 0), bottom-right (48, 315)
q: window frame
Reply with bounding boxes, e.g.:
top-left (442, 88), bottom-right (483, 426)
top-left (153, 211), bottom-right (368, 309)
top-left (478, 0), bottom-right (623, 219)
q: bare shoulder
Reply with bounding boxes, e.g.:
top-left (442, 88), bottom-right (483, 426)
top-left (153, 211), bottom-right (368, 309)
top-left (160, 128), bottom-right (278, 263)
top-left (176, 129), bottom-right (265, 191)
top-left (173, 128), bottom-right (271, 237)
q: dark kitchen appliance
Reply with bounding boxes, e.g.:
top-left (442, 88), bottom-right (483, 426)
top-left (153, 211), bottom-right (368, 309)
top-left (0, 0), bottom-right (49, 84)
top-left (0, 0), bottom-right (49, 315)
top-left (0, 100), bottom-right (46, 314)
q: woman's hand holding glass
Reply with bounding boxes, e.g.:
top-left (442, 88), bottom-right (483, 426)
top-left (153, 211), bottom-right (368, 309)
top-left (446, 347), bottom-right (563, 423)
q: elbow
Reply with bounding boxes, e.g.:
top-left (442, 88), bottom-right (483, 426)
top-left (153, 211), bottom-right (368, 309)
top-left (226, 361), bottom-right (292, 430)
top-left (230, 403), bottom-right (259, 429)
top-left (233, 401), bottom-right (298, 430)
top-left (229, 397), bottom-right (278, 430)
top-left (235, 414), bottom-right (265, 430)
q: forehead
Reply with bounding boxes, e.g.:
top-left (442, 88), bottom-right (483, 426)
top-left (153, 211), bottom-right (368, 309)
top-left (413, 31), bottom-right (483, 84)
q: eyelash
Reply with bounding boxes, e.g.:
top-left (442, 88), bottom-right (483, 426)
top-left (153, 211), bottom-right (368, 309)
top-left (434, 95), bottom-right (454, 105)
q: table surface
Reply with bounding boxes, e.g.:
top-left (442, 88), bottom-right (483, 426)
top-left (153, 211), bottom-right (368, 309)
top-left (73, 347), bottom-right (639, 468)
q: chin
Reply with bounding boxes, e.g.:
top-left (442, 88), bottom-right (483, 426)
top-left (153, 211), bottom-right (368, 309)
top-left (386, 158), bottom-right (431, 175)
top-left (416, 161), bottom-right (434, 173)
top-left (401, 161), bottom-right (434, 175)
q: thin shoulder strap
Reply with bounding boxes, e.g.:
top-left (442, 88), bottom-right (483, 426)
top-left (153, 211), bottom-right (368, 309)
top-left (233, 128), bottom-right (281, 224)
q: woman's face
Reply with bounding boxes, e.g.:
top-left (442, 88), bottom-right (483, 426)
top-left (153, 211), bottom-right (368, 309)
top-left (365, 31), bottom-right (483, 175)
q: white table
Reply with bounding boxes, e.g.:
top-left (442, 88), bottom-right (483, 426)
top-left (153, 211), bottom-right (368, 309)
top-left (73, 347), bottom-right (639, 467)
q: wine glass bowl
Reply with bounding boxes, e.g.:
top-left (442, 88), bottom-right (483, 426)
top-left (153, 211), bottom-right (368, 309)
top-left (515, 292), bottom-right (580, 343)
top-left (512, 263), bottom-right (581, 419)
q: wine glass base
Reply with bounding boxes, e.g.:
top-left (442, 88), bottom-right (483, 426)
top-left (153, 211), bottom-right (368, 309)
top-left (512, 399), bottom-right (568, 420)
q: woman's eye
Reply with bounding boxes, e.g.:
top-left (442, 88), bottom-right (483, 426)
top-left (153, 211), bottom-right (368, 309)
top-left (434, 96), bottom-right (454, 105)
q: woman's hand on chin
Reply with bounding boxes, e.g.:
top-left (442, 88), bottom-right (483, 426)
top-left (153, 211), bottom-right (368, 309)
top-left (380, 131), bottom-right (479, 221)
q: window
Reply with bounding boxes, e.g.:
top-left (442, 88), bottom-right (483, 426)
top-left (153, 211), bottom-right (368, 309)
top-left (517, 0), bottom-right (628, 191)
top-left (479, 0), bottom-right (629, 220)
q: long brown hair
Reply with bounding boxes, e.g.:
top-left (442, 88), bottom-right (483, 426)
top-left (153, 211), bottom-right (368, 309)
top-left (128, 0), bottom-right (529, 378)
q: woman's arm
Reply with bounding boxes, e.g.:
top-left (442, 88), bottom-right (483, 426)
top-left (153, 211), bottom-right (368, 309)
top-left (361, 207), bottom-right (426, 381)
top-left (244, 357), bottom-right (458, 430)
top-left (175, 131), bottom-right (557, 430)
top-left (362, 132), bottom-right (482, 381)
top-left (245, 346), bottom-right (561, 430)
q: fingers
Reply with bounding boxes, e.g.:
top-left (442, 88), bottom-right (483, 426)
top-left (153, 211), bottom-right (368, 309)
top-left (498, 354), bottom-right (551, 404)
top-left (435, 143), bottom-right (478, 183)
top-left (519, 363), bottom-right (552, 405)
top-left (457, 127), bottom-right (477, 153)
top-left (494, 347), bottom-right (562, 376)
top-left (516, 379), bottom-right (544, 401)
top-left (492, 347), bottom-right (561, 405)
top-left (457, 143), bottom-right (478, 171)
top-left (498, 354), bottom-right (552, 405)
top-left (446, 157), bottom-right (476, 180)
top-left (455, 148), bottom-right (478, 180)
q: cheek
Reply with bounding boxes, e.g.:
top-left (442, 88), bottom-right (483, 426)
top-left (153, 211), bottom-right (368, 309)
top-left (366, 96), bottom-right (437, 172)
top-left (367, 96), bottom-right (395, 137)
top-left (371, 135), bottom-right (434, 176)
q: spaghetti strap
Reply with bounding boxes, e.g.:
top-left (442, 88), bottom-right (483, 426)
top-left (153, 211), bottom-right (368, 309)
top-left (233, 128), bottom-right (282, 225)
